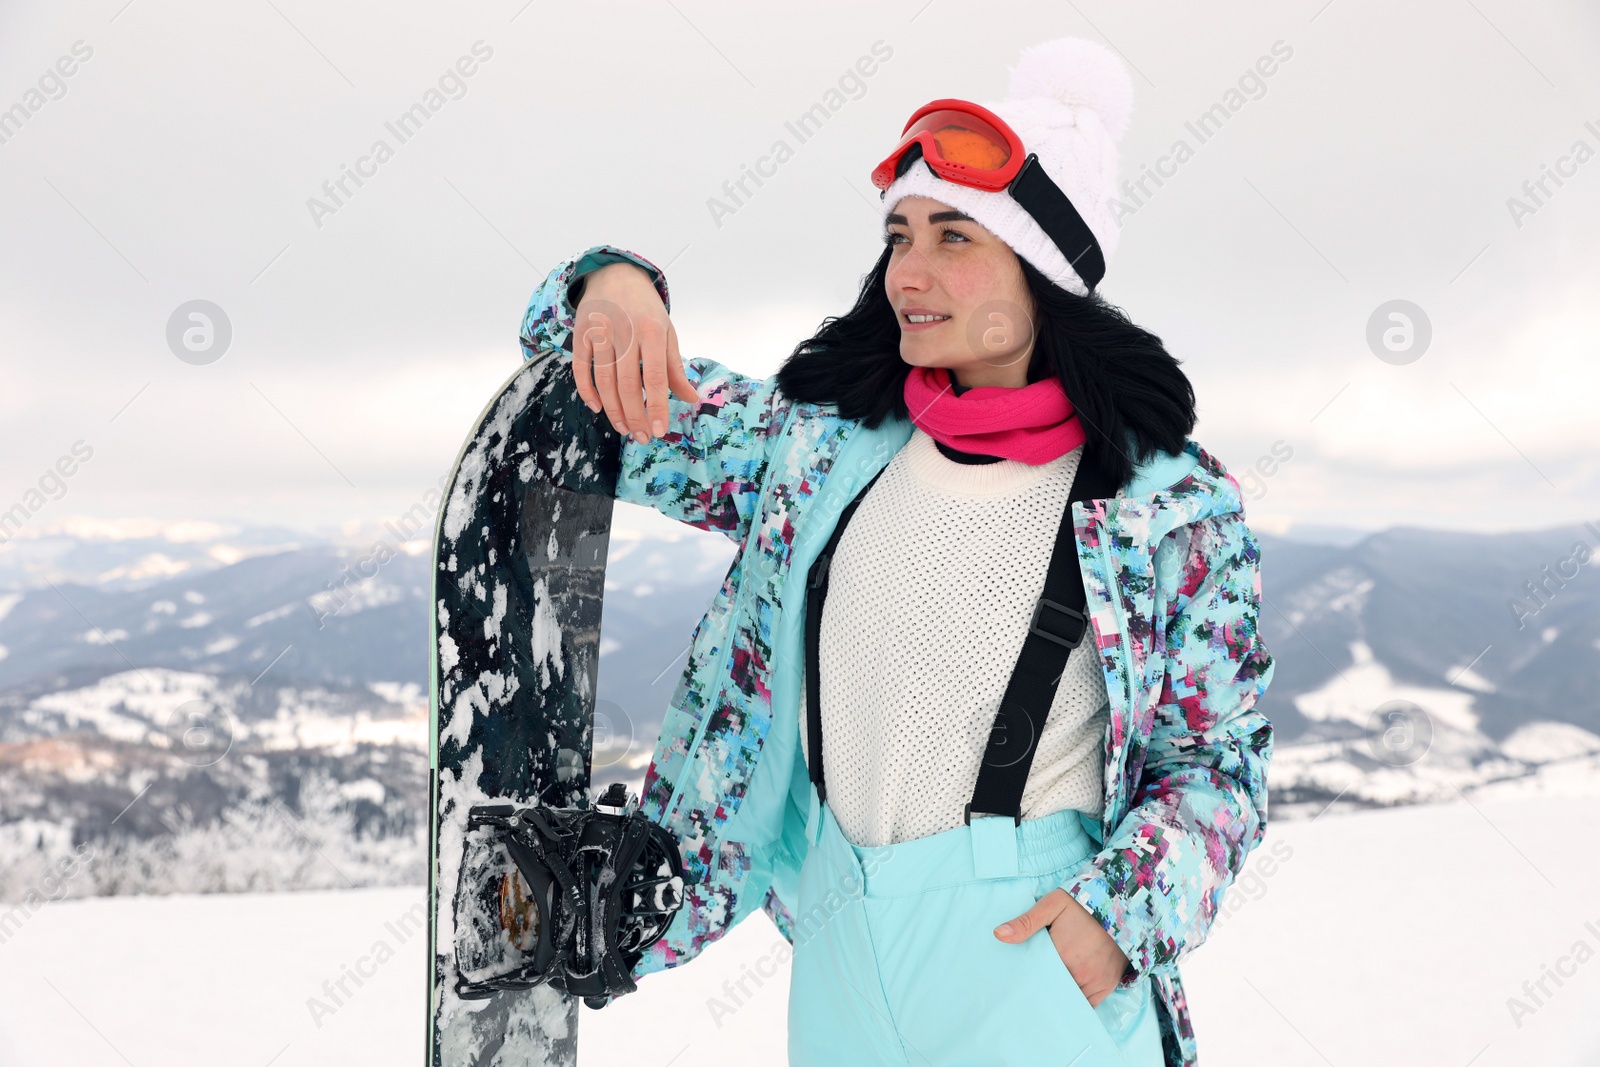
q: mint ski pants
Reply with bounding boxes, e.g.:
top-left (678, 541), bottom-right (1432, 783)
top-left (787, 780), bottom-right (1166, 1066)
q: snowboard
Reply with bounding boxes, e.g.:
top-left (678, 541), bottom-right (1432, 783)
top-left (427, 355), bottom-right (620, 1067)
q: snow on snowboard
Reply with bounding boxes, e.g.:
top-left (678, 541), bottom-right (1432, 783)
top-left (426, 354), bottom-right (679, 1067)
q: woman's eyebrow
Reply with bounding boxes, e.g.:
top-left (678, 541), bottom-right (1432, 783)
top-left (884, 209), bottom-right (976, 227)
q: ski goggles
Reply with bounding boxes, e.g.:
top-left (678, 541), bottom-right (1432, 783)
top-left (870, 98), bottom-right (1106, 291)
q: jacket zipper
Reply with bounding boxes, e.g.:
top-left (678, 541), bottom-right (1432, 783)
top-left (1094, 510), bottom-right (1137, 824)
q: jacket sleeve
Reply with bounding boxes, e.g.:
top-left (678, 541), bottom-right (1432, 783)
top-left (1059, 511), bottom-right (1276, 986)
top-left (518, 244), bottom-right (787, 544)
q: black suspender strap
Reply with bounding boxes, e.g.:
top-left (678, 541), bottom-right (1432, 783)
top-left (965, 447), bottom-right (1118, 824)
top-left (803, 467), bottom-right (885, 803)
top-left (803, 446), bottom-right (1118, 823)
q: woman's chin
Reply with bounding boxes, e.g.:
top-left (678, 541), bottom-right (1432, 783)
top-left (897, 346), bottom-right (959, 369)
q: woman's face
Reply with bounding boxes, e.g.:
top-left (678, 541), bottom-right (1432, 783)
top-left (883, 194), bottom-right (1037, 389)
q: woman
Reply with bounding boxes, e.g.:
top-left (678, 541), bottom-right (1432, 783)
top-left (518, 37), bottom-right (1275, 1067)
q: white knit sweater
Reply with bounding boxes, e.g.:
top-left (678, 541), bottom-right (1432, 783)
top-left (798, 426), bottom-right (1110, 848)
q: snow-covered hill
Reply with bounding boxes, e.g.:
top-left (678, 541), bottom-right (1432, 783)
top-left (1, 796), bottom-right (1593, 1066)
top-left (0, 516), bottom-right (700, 903)
top-left (2, 514), bottom-right (1598, 906)
top-left (1266, 638), bottom-right (1600, 818)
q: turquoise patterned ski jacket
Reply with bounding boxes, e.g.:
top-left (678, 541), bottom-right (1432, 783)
top-left (519, 245), bottom-right (1276, 1067)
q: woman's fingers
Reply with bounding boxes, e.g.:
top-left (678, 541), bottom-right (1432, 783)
top-left (571, 309), bottom-right (600, 414)
top-left (666, 325), bottom-right (700, 407)
top-left (614, 318), bottom-right (650, 441)
top-left (640, 317), bottom-right (673, 437)
top-left (581, 306), bottom-right (629, 435)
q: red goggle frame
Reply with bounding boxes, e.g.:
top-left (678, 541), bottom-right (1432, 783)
top-left (870, 98), bottom-right (1024, 192)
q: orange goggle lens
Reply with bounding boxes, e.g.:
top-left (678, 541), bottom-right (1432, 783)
top-left (904, 108), bottom-right (1013, 171)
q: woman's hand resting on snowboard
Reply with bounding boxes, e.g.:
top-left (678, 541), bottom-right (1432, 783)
top-left (569, 261), bottom-right (700, 444)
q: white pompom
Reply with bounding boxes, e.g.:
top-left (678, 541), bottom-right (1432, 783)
top-left (1006, 37), bottom-right (1135, 142)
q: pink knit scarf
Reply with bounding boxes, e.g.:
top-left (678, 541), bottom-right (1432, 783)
top-left (901, 364), bottom-right (1086, 465)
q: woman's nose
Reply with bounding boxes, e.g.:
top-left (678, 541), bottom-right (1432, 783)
top-left (887, 254), bottom-right (932, 294)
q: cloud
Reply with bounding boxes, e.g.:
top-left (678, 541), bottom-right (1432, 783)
top-left (1, 0), bottom-right (1596, 532)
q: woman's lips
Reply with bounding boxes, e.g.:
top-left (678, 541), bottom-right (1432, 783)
top-left (901, 312), bottom-right (951, 332)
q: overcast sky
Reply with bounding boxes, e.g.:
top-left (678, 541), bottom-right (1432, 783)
top-left (2, 0), bottom-right (1597, 541)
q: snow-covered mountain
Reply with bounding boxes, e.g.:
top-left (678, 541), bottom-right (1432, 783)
top-left (0, 516), bottom-right (730, 903)
top-left (1253, 526), bottom-right (1600, 817)
top-left (1, 515), bottom-right (1596, 903)
top-left (0, 517), bottom-right (316, 592)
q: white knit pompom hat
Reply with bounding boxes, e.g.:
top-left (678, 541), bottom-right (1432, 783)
top-left (877, 37), bottom-right (1134, 297)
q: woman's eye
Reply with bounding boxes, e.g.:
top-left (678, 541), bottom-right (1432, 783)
top-left (882, 228), bottom-right (968, 247)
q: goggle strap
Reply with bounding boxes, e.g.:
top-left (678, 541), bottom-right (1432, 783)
top-left (894, 141), bottom-right (926, 182)
top-left (1009, 154), bottom-right (1106, 291)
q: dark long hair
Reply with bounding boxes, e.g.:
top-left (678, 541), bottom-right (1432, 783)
top-left (774, 245), bottom-right (1197, 491)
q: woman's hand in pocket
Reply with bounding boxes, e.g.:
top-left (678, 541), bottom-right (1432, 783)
top-left (570, 261), bottom-right (699, 443)
top-left (993, 887), bottom-right (1130, 1007)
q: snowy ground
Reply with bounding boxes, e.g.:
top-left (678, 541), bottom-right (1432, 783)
top-left (1, 794), bottom-right (1596, 1066)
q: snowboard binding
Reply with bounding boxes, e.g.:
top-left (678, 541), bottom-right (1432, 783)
top-left (452, 782), bottom-right (685, 1009)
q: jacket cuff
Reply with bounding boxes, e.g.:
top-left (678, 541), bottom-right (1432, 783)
top-left (1060, 856), bottom-right (1167, 989)
top-left (566, 246), bottom-right (671, 317)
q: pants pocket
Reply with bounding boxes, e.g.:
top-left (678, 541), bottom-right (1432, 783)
top-left (1097, 978), bottom-right (1156, 1040)
top-left (1024, 873), bottom-right (1136, 1065)
top-left (867, 874), bottom-right (1130, 1067)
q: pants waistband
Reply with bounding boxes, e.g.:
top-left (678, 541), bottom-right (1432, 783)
top-left (821, 796), bottom-right (1096, 898)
